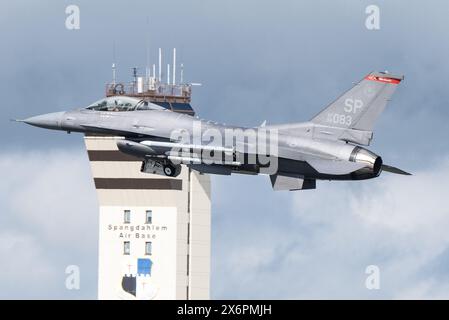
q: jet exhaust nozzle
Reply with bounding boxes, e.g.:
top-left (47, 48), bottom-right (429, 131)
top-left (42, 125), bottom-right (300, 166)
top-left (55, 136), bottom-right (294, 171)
top-left (350, 146), bottom-right (382, 176)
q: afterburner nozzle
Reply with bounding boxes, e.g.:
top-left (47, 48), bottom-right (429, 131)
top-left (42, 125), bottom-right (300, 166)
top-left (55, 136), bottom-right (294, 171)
top-left (349, 146), bottom-right (382, 176)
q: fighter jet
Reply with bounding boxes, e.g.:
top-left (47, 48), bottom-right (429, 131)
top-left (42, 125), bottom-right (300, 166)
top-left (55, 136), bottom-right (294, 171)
top-left (17, 71), bottom-right (410, 191)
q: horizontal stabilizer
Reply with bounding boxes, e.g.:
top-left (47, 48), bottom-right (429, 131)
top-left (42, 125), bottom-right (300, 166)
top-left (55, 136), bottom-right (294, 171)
top-left (307, 159), bottom-right (366, 175)
top-left (381, 164), bottom-right (412, 175)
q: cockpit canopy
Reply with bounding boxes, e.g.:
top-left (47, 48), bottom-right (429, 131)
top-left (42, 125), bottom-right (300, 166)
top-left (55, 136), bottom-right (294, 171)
top-left (86, 96), bottom-right (164, 112)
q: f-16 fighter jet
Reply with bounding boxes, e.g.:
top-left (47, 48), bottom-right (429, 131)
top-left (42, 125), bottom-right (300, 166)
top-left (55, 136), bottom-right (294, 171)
top-left (18, 71), bottom-right (410, 191)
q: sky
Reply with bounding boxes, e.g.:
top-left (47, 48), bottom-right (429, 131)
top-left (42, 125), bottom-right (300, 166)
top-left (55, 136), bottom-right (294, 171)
top-left (1, 0), bottom-right (449, 299)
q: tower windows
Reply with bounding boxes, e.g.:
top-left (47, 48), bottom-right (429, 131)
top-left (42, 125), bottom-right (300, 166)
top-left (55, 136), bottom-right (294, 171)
top-left (145, 210), bottom-right (152, 224)
top-left (145, 242), bottom-right (152, 255)
top-left (124, 210), bottom-right (131, 224)
top-left (123, 241), bottom-right (130, 255)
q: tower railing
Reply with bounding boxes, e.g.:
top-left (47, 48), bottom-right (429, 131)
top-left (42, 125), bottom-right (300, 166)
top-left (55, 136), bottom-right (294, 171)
top-left (106, 81), bottom-right (192, 103)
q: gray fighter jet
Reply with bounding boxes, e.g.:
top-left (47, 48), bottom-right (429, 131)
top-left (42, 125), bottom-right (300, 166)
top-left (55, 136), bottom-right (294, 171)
top-left (18, 71), bottom-right (410, 191)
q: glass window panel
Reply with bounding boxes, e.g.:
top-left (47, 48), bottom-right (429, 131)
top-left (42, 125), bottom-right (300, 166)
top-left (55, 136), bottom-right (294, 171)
top-left (145, 210), bottom-right (152, 224)
top-left (145, 242), bottom-right (152, 255)
top-left (124, 210), bottom-right (131, 224)
top-left (123, 241), bottom-right (130, 255)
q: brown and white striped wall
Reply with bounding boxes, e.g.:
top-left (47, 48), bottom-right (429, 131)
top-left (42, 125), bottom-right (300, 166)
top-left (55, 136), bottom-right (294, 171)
top-left (84, 135), bottom-right (211, 300)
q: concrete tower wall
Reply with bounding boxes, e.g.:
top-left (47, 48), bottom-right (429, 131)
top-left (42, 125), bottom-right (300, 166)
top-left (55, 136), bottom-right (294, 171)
top-left (84, 136), bottom-right (211, 300)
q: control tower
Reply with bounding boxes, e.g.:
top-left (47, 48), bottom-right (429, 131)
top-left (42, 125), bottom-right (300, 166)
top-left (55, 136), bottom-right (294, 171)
top-left (84, 48), bottom-right (211, 300)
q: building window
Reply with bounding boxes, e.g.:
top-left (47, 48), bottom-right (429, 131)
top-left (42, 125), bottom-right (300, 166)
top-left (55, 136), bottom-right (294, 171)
top-left (145, 242), bottom-right (152, 255)
top-left (123, 241), bottom-right (130, 255)
top-left (124, 210), bottom-right (131, 224)
top-left (145, 210), bottom-right (152, 224)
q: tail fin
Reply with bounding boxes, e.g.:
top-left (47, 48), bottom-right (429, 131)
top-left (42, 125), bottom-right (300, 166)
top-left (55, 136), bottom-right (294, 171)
top-left (310, 71), bottom-right (403, 131)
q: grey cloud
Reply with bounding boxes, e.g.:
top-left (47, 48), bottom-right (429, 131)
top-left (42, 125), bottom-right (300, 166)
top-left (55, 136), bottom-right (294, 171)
top-left (0, 149), bottom-right (97, 299)
top-left (1, 0), bottom-right (449, 299)
top-left (212, 159), bottom-right (449, 299)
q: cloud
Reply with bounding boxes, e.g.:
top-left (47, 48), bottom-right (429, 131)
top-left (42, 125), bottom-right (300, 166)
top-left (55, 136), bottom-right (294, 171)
top-left (1, 0), bottom-right (449, 300)
top-left (0, 230), bottom-right (59, 299)
top-left (212, 158), bottom-right (449, 299)
top-left (1, 149), bottom-right (448, 299)
top-left (0, 149), bottom-right (98, 299)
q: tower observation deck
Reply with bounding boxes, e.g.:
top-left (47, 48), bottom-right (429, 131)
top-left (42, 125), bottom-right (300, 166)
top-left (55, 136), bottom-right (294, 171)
top-left (105, 48), bottom-right (197, 115)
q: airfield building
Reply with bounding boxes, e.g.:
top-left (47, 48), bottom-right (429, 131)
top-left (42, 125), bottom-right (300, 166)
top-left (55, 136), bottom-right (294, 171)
top-left (84, 49), bottom-right (211, 300)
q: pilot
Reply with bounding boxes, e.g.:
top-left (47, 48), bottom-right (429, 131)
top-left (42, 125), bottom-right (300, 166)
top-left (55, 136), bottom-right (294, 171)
top-left (112, 100), bottom-right (120, 112)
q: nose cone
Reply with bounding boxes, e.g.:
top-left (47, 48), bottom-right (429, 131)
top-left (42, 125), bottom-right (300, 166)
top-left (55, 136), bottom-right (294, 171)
top-left (23, 111), bottom-right (65, 130)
